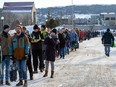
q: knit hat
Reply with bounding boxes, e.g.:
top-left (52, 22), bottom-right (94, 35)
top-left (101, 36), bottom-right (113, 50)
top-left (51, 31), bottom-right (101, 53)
top-left (52, 29), bottom-right (57, 34)
top-left (41, 25), bottom-right (46, 29)
top-left (33, 24), bottom-right (39, 30)
top-left (3, 25), bottom-right (9, 30)
top-left (107, 28), bottom-right (110, 32)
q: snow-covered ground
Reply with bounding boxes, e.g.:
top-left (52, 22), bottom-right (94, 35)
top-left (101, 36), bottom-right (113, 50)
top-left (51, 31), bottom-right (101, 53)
top-left (2, 37), bottom-right (116, 87)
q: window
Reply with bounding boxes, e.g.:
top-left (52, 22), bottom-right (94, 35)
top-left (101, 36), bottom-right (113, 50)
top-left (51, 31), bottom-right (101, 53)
top-left (111, 17), bottom-right (115, 20)
top-left (105, 17), bottom-right (110, 20)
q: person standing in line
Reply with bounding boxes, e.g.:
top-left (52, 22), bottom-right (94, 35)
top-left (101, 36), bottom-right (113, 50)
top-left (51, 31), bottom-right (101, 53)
top-left (0, 25), bottom-right (11, 86)
top-left (9, 25), bottom-right (29, 87)
top-left (43, 30), bottom-right (56, 78)
top-left (102, 28), bottom-right (114, 57)
top-left (22, 26), bottom-right (33, 80)
top-left (70, 29), bottom-right (78, 51)
top-left (41, 25), bottom-right (48, 60)
top-left (30, 24), bottom-right (44, 73)
top-left (58, 29), bottom-right (66, 59)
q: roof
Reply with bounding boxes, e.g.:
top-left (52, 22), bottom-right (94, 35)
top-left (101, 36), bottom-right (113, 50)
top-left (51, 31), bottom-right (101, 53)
top-left (3, 2), bottom-right (34, 12)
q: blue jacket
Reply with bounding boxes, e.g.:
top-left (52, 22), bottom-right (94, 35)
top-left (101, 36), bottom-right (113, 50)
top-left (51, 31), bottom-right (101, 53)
top-left (9, 33), bottom-right (29, 60)
top-left (70, 32), bottom-right (78, 42)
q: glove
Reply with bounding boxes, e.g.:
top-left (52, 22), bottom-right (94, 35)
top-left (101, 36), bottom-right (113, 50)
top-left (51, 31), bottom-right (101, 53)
top-left (111, 41), bottom-right (114, 47)
top-left (9, 55), bottom-right (15, 63)
top-left (24, 54), bottom-right (28, 60)
top-left (9, 55), bottom-right (13, 60)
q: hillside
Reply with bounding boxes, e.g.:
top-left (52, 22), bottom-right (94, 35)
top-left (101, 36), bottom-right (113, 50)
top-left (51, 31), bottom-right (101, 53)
top-left (38, 5), bottom-right (116, 16)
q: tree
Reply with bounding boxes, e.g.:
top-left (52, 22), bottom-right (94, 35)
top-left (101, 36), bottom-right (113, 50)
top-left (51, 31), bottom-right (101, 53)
top-left (46, 18), bottom-right (60, 29)
top-left (22, 14), bottom-right (32, 26)
top-left (10, 20), bottom-right (20, 29)
top-left (2, 12), bottom-right (17, 25)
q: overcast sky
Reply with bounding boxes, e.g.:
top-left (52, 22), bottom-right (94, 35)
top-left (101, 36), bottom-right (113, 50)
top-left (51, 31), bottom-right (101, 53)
top-left (0, 0), bottom-right (116, 8)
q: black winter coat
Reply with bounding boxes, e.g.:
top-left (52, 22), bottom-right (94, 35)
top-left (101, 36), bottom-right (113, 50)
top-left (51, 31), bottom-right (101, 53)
top-left (44, 37), bottom-right (56, 62)
top-left (58, 33), bottom-right (66, 48)
top-left (31, 31), bottom-right (44, 50)
top-left (102, 31), bottom-right (114, 45)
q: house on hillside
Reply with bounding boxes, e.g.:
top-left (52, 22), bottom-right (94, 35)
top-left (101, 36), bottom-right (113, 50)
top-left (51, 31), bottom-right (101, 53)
top-left (2, 2), bottom-right (36, 28)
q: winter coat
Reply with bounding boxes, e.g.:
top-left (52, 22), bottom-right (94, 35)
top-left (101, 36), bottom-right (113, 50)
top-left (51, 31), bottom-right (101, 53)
top-left (102, 31), bottom-right (114, 45)
top-left (51, 33), bottom-right (59, 44)
top-left (41, 30), bottom-right (48, 39)
top-left (9, 33), bottom-right (29, 60)
top-left (58, 33), bottom-right (66, 48)
top-left (30, 31), bottom-right (44, 50)
top-left (80, 31), bottom-right (84, 40)
top-left (0, 31), bottom-right (10, 56)
top-left (70, 32), bottom-right (78, 42)
top-left (44, 36), bottom-right (56, 62)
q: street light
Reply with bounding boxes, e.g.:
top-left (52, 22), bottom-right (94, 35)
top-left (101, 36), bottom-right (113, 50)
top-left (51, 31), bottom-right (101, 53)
top-left (1, 16), bottom-right (4, 29)
top-left (20, 22), bottom-right (22, 25)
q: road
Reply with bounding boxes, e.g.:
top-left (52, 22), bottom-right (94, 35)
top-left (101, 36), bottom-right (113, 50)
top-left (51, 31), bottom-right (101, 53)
top-left (19, 37), bottom-right (116, 87)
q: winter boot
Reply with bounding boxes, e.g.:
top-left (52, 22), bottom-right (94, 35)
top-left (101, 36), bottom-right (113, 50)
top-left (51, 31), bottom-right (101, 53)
top-left (33, 70), bottom-right (38, 74)
top-left (43, 70), bottom-right (48, 77)
top-left (30, 73), bottom-right (33, 80)
top-left (50, 71), bottom-right (54, 78)
top-left (23, 80), bottom-right (27, 87)
top-left (0, 80), bottom-right (3, 86)
top-left (16, 80), bottom-right (23, 86)
top-left (40, 69), bottom-right (43, 72)
top-left (30, 76), bottom-right (33, 80)
top-left (6, 81), bottom-right (10, 86)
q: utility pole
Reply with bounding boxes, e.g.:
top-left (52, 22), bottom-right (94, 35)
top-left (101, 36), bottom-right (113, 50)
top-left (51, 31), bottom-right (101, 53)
top-left (71, 0), bottom-right (74, 29)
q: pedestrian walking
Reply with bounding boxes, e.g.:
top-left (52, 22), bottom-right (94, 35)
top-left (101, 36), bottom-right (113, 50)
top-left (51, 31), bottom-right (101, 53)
top-left (0, 25), bottom-right (11, 86)
top-left (101, 28), bottom-right (114, 57)
top-left (9, 25), bottom-right (29, 87)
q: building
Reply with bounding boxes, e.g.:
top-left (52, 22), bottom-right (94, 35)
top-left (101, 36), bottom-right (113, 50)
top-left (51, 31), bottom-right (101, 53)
top-left (87, 14), bottom-right (100, 25)
top-left (2, 2), bottom-right (36, 27)
top-left (60, 15), bottom-right (72, 25)
top-left (100, 13), bottom-right (116, 26)
top-left (74, 18), bottom-right (88, 25)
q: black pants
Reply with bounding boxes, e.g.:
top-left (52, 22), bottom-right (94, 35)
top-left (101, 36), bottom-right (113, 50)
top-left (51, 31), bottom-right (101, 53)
top-left (27, 50), bottom-right (33, 77)
top-left (32, 49), bottom-right (44, 71)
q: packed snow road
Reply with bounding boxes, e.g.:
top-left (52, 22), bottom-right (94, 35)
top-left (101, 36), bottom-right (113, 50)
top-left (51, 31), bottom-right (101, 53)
top-left (31, 37), bottom-right (116, 87)
top-left (5, 37), bottom-right (116, 87)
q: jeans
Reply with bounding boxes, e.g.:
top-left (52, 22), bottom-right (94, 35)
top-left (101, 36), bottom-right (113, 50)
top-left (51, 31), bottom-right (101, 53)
top-left (60, 47), bottom-right (65, 59)
top-left (27, 49), bottom-right (33, 78)
top-left (104, 45), bottom-right (110, 55)
top-left (16, 60), bottom-right (27, 80)
top-left (0, 56), bottom-right (10, 81)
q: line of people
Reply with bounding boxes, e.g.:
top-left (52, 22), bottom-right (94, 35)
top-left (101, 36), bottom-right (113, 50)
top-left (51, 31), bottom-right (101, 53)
top-left (0, 24), bottom-right (100, 87)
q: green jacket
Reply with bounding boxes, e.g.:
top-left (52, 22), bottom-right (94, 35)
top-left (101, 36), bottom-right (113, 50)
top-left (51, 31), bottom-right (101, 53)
top-left (0, 31), bottom-right (10, 56)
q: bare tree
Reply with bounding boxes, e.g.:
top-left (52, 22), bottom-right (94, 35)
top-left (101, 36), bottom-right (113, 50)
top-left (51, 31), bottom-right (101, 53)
top-left (2, 12), bottom-right (18, 27)
top-left (22, 14), bottom-right (32, 26)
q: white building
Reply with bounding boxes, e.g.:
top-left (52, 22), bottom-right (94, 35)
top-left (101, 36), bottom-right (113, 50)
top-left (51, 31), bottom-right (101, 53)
top-left (100, 13), bottom-right (116, 26)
